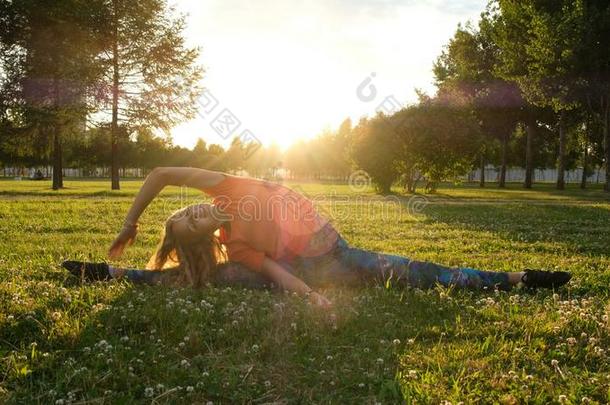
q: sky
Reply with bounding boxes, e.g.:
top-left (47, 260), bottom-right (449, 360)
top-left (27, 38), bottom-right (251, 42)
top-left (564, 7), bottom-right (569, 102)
top-left (170, 0), bottom-right (487, 150)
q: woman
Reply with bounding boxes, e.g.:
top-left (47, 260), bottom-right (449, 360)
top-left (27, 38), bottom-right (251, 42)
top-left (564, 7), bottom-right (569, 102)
top-left (63, 167), bottom-right (571, 308)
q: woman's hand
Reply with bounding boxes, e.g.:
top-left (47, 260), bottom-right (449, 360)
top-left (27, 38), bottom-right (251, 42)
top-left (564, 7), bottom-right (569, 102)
top-left (259, 258), bottom-right (333, 309)
top-left (108, 225), bottom-right (138, 259)
top-left (308, 291), bottom-right (333, 309)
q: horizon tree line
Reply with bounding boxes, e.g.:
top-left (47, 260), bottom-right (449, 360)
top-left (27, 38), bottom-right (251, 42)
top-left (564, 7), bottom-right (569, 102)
top-left (0, 0), bottom-right (608, 193)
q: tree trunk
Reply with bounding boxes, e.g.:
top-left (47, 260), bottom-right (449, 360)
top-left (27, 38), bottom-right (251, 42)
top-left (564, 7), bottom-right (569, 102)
top-left (110, 0), bottom-right (120, 190)
top-left (603, 96), bottom-right (610, 192)
top-left (581, 119), bottom-right (589, 190)
top-left (557, 111), bottom-right (566, 190)
top-left (499, 132), bottom-right (508, 188)
top-left (479, 152), bottom-right (485, 187)
top-left (52, 122), bottom-right (63, 190)
top-left (581, 141), bottom-right (588, 190)
top-left (51, 76), bottom-right (63, 190)
top-left (524, 122), bottom-right (535, 189)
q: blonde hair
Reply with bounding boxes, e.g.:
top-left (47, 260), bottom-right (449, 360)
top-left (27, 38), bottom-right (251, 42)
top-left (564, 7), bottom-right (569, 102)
top-left (146, 206), bottom-right (226, 287)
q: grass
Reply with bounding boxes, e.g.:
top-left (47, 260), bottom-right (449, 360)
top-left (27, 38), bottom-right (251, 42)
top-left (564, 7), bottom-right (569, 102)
top-left (1, 178), bottom-right (609, 404)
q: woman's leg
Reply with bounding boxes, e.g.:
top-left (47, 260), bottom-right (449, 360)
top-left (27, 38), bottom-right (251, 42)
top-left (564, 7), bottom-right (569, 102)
top-left (63, 260), bottom-right (272, 289)
top-left (108, 266), bottom-right (168, 285)
top-left (109, 263), bottom-right (273, 289)
top-left (330, 238), bottom-right (514, 291)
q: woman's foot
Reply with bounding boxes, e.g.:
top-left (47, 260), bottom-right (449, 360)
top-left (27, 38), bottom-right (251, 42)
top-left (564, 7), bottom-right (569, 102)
top-left (520, 269), bottom-right (571, 289)
top-left (62, 260), bottom-right (112, 281)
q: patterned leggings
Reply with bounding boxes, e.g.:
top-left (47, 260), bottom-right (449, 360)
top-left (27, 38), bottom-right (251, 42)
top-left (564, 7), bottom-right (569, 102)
top-left (116, 236), bottom-right (512, 291)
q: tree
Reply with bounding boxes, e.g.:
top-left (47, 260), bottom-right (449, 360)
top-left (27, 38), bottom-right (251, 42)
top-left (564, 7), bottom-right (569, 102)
top-left (434, 22), bottom-right (523, 188)
top-left (491, 0), bottom-right (610, 190)
top-left (0, 0), bottom-right (104, 188)
top-left (575, 0), bottom-right (610, 191)
top-left (133, 128), bottom-right (169, 171)
top-left (520, 1), bottom-right (584, 190)
top-left (351, 115), bottom-right (401, 194)
top-left (487, 1), bottom-right (550, 189)
top-left (96, 0), bottom-right (203, 189)
top-left (394, 101), bottom-right (482, 192)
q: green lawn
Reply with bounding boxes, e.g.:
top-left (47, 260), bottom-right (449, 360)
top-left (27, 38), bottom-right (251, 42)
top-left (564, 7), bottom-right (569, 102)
top-left (1, 178), bottom-right (609, 404)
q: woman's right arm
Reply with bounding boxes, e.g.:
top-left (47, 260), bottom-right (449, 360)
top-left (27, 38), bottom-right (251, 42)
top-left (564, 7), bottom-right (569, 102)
top-left (260, 257), bottom-right (333, 309)
top-left (108, 167), bottom-right (225, 258)
top-left (122, 167), bottom-right (224, 227)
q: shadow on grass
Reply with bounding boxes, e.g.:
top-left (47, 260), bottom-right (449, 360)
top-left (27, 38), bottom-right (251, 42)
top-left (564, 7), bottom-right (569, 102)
top-left (3, 263), bottom-right (492, 404)
top-left (420, 203), bottom-right (609, 254)
top-left (0, 190), bottom-right (136, 198)
top-left (5, 258), bottom-right (595, 403)
top-left (412, 202), bottom-right (610, 295)
top-left (430, 182), bottom-right (610, 203)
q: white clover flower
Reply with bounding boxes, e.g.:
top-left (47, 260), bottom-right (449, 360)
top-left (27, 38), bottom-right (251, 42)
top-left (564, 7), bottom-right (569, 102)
top-left (567, 337), bottom-right (577, 345)
top-left (408, 370), bottom-right (417, 378)
top-left (181, 359), bottom-right (190, 368)
top-left (144, 387), bottom-right (154, 398)
top-left (551, 359), bottom-right (559, 367)
top-left (291, 322), bottom-right (297, 330)
top-left (558, 394), bottom-right (568, 403)
top-left (376, 358), bottom-right (384, 364)
top-left (179, 342), bottom-right (185, 348)
top-left (120, 336), bottom-right (129, 342)
top-left (392, 339), bottom-right (401, 345)
top-left (202, 371), bottom-right (210, 377)
top-left (186, 386), bottom-right (194, 393)
top-left (252, 344), bottom-right (259, 352)
top-left (358, 383), bottom-right (365, 388)
top-left (55, 400), bottom-right (64, 405)
top-left (407, 338), bottom-right (415, 345)
top-left (326, 355), bottom-right (333, 360)
top-left (264, 380), bottom-right (271, 388)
